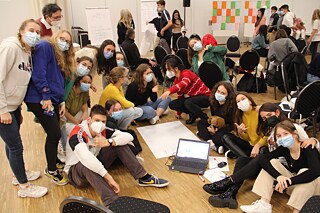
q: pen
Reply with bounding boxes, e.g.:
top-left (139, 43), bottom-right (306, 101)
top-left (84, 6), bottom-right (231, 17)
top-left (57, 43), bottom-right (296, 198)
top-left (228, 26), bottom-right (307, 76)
top-left (198, 174), bottom-right (205, 182)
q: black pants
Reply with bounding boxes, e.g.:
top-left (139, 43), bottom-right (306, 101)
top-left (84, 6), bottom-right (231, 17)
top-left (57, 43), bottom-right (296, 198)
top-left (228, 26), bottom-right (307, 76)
top-left (26, 103), bottom-right (61, 171)
top-left (255, 48), bottom-right (268, 57)
top-left (221, 133), bottom-right (253, 157)
top-left (172, 33), bottom-right (182, 52)
top-left (197, 119), bottom-right (228, 147)
top-left (169, 96), bottom-right (210, 119)
top-left (310, 41), bottom-right (320, 61)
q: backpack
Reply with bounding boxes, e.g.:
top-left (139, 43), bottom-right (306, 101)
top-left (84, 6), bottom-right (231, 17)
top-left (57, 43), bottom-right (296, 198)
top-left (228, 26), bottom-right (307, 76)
top-left (237, 73), bottom-right (267, 93)
top-left (158, 38), bottom-right (170, 54)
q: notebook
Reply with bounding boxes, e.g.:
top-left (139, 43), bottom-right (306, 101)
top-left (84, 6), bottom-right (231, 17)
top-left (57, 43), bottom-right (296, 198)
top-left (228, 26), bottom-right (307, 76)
top-left (170, 138), bottom-right (210, 175)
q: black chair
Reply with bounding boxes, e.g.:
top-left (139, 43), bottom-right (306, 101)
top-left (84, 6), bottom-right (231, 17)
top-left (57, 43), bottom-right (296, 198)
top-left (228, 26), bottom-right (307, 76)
top-left (295, 39), bottom-right (307, 53)
top-left (198, 61), bottom-right (223, 90)
top-left (300, 195), bottom-right (320, 213)
top-left (288, 80), bottom-right (320, 137)
top-left (176, 36), bottom-right (189, 50)
top-left (226, 35), bottom-right (241, 58)
top-left (108, 196), bottom-right (170, 213)
top-left (161, 54), bottom-right (184, 92)
top-left (236, 49), bottom-right (261, 93)
top-left (119, 46), bottom-right (134, 76)
top-left (176, 48), bottom-right (191, 69)
top-left (60, 196), bottom-right (113, 213)
top-left (154, 45), bottom-right (168, 67)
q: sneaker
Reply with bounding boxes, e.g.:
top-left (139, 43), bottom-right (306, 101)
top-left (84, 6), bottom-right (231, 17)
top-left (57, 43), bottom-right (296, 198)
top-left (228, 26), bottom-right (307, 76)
top-left (225, 150), bottom-right (237, 159)
top-left (218, 146), bottom-right (224, 154)
top-left (136, 155), bottom-right (144, 165)
top-left (138, 174), bottom-right (169, 188)
top-left (44, 169), bottom-right (68, 186)
top-left (240, 200), bottom-right (272, 213)
top-left (12, 170), bottom-right (41, 185)
top-left (162, 109), bottom-right (169, 115)
top-left (56, 162), bottom-right (65, 172)
top-left (149, 116), bottom-right (160, 125)
top-left (18, 184), bottom-right (48, 198)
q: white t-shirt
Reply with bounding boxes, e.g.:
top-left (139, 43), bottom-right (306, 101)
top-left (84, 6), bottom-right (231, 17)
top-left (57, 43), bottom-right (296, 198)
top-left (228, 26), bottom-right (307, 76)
top-left (312, 19), bottom-right (320, 42)
top-left (282, 11), bottom-right (295, 28)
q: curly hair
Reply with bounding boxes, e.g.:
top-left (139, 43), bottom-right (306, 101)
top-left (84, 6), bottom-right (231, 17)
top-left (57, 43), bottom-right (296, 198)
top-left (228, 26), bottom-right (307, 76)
top-left (209, 81), bottom-right (236, 117)
top-left (48, 30), bottom-right (75, 79)
top-left (134, 64), bottom-right (157, 93)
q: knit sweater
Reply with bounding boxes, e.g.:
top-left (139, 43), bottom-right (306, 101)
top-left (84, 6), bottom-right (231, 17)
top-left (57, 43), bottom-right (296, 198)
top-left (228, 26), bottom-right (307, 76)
top-left (99, 83), bottom-right (134, 108)
top-left (169, 69), bottom-right (211, 98)
top-left (238, 108), bottom-right (267, 147)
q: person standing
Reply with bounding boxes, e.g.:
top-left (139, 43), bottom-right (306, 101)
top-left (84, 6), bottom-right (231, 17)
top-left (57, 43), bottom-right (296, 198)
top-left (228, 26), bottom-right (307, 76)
top-left (36, 3), bottom-right (62, 38)
top-left (156, 0), bottom-right (173, 49)
top-left (269, 6), bottom-right (279, 29)
top-left (0, 19), bottom-right (47, 197)
top-left (117, 9), bottom-right (135, 46)
top-left (254, 8), bottom-right (267, 36)
top-left (307, 9), bottom-right (320, 61)
top-left (171, 10), bottom-right (184, 52)
top-left (25, 30), bottom-right (75, 185)
top-left (280, 4), bottom-right (295, 29)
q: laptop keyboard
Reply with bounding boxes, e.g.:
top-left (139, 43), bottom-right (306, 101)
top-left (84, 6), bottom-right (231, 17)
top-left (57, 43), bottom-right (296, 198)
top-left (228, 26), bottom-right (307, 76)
top-left (174, 159), bottom-right (204, 169)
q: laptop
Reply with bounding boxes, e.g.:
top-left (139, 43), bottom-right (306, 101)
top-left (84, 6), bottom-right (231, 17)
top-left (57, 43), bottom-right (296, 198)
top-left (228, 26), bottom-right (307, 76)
top-left (170, 138), bottom-right (210, 175)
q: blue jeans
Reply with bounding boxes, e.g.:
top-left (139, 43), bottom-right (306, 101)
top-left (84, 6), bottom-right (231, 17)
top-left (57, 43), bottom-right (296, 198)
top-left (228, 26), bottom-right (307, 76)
top-left (307, 73), bottom-right (320, 83)
top-left (137, 97), bottom-right (171, 120)
top-left (0, 108), bottom-right (27, 184)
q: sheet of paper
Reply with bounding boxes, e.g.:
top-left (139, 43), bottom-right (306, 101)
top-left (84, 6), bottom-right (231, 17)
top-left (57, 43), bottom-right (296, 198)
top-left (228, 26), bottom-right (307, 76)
top-left (203, 169), bottom-right (226, 183)
top-left (137, 121), bottom-right (199, 159)
top-left (208, 156), bottom-right (229, 172)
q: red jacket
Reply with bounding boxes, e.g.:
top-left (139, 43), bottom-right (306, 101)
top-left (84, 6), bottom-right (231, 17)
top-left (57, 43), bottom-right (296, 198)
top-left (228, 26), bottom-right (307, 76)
top-left (36, 17), bottom-right (52, 38)
top-left (169, 69), bottom-right (211, 98)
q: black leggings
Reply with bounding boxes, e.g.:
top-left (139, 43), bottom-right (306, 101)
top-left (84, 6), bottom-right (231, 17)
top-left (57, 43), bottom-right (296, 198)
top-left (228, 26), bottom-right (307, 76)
top-left (255, 48), bottom-right (268, 57)
top-left (26, 103), bottom-right (61, 171)
top-left (310, 41), bottom-right (320, 61)
top-left (172, 32), bottom-right (182, 52)
top-left (197, 119), bottom-right (228, 147)
top-left (169, 96), bottom-right (210, 119)
top-left (221, 133), bottom-right (253, 157)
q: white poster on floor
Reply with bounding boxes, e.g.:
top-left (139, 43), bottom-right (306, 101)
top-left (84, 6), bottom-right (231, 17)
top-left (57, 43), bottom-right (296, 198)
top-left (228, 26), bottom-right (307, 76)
top-left (137, 121), bottom-right (199, 159)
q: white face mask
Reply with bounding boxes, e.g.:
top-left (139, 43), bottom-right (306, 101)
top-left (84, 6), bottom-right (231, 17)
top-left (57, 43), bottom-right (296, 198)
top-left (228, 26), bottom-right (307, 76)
top-left (237, 98), bottom-right (251, 112)
top-left (51, 20), bottom-right (61, 27)
top-left (166, 70), bottom-right (175, 78)
top-left (90, 121), bottom-right (105, 134)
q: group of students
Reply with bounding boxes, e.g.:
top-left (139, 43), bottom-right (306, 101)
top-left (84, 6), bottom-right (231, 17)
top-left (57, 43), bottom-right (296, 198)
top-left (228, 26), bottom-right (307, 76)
top-left (252, 5), bottom-right (320, 61)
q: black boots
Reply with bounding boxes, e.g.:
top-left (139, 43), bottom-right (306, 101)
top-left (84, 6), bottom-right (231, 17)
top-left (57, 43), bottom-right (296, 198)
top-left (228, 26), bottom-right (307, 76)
top-left (208, 184), bottom-right (239, 209)
top-left (186, 115), bottom-right (196, 124)
top-left (202, 176), bottom-right (233, 195)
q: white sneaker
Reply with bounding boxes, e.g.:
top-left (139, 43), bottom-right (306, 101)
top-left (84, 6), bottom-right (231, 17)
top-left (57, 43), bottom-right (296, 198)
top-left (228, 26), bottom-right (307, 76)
top-left (218, 146), bottom-right (224, 154)
top-left (162, 109), bottom-right (169, 115)
top-left (207, 140), bottom-right (217, 151)
top-left (149, 116), bottom-right (160, 125)
top-left (12, 170), bottom-right (41, 185)
top-left (18, 184), bottom-right (48, 198)
top-left (240, 200), bottom-right (272, 213)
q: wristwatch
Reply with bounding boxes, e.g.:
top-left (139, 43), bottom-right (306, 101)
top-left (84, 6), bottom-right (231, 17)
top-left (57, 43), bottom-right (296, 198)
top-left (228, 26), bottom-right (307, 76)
top-left (108, 138), bottom-right (113, 144)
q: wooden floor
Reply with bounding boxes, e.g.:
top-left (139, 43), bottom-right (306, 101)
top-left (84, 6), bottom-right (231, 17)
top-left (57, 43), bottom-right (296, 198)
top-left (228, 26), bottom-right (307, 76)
top-left (0, 49), bottom-right (311, 212)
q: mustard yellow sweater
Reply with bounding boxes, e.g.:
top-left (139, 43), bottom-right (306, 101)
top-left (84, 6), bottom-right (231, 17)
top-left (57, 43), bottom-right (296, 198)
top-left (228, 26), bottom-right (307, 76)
top-left (99, 83), bottom-right (134, 108)
top-left (239, 109), bottom-right (267, 147)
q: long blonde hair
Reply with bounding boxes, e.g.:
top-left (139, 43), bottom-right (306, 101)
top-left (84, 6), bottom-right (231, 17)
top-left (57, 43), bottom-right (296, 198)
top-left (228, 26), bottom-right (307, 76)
top-left (312, 9), bottom-right (320, 22)
top-left (48, 30), bottom-right (75, 79)
top-left (119, 9), bottom-right (133, 28)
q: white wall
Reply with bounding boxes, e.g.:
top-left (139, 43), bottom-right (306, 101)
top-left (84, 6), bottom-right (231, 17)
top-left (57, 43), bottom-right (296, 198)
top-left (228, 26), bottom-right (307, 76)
top-left (0, 0), bottom-right (34, 42)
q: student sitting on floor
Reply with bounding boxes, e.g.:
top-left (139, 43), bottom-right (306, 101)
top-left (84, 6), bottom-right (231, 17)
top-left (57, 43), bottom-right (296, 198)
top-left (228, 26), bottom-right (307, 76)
top-left (252, 25), bottom-right (269, 57)
top-left (64, 105), bottom-right (169, 207)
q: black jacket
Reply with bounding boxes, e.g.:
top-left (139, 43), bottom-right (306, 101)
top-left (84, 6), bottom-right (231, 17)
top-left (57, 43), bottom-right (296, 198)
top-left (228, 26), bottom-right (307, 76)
top-left (121, 38), bottom-right (149, 69)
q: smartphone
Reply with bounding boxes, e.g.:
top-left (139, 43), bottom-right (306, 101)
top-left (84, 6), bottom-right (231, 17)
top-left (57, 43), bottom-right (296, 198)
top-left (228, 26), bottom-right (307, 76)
top-left (43, 109), bottom-right (54, 117)
top-left (217, 161), bottom-right (227, 168)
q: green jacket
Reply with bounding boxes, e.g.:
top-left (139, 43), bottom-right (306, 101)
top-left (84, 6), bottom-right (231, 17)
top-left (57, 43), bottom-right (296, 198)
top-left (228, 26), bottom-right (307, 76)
top-left (191, 45), bottom-right (228, 81)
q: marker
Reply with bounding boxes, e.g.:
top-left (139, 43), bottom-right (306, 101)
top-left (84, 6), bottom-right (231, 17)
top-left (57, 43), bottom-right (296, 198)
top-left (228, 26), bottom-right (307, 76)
top-left (198, 174), bottom-right (205, 182)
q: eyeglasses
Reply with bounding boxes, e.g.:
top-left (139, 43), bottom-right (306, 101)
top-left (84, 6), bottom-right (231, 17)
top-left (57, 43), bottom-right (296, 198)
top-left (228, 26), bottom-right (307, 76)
top-left (51, 15), bottom-right (63, 20)
top-left (59, 37), bottom-right (71, 45)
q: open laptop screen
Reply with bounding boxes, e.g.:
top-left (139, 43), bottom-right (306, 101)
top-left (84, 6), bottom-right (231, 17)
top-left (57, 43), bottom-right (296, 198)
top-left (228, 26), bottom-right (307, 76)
top-left (176, 139), bottom-right (210, 160)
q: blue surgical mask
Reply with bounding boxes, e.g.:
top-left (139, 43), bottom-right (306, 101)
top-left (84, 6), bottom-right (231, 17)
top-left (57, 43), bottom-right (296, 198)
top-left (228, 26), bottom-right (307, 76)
top-left (111, 110), bottom-right (123, 120)
top-left (145, 73), bottom-right (153, 82)
top-left (77, 64), bottom-right (90, 76)
top-left (117, 60), bottom-right (125, 66)
top-left (24, 31), bottom-right (40, 47)
top-left (278, 11), bottom-right (284, 16)
top-left (104, 51), bottom-right (113, 59)
top-left (80, 82), bottom-right (90, 92)
top-left (57, 39), bottom-right (69, 52)
top-left (215, 92), bottom-right (226, 102)
top-left (193, 41), bottom-right (203, 51)
top-left (277, 135), bottom-right (294, 148)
